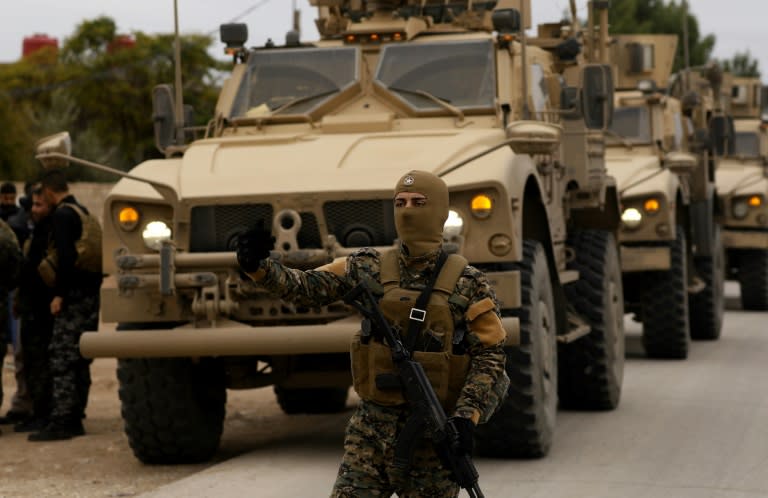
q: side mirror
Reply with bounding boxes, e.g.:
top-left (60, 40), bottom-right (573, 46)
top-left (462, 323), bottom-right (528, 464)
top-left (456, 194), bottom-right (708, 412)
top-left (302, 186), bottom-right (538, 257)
top-left (152, 84), bottom-right (176, 154)
top-left (35, 132), bottom-right (72, 169)
top-left (664, 152), bottom-right (697, 175)
top-left (505, 121), bottom-right (562, 155)
top-left (581, 64), bottom-right (614, 130)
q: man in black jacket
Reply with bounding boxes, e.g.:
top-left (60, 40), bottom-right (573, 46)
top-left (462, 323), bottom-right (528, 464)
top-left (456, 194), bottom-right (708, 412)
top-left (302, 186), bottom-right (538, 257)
top-left (29, 170), bottom-right (102, 441)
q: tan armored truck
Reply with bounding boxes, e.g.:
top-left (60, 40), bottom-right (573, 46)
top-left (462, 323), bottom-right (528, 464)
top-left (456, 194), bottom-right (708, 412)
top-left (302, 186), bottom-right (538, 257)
top-left (605, 34), bottom-right (725, 359)
top-left (37, 0), bottom-right (624, 463)
top-left (715, 77), bottom-right (768, 310)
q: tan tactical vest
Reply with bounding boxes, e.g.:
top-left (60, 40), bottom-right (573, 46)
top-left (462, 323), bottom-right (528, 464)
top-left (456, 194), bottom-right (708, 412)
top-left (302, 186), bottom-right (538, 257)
top-left (350, 250), bottom-right (471, 412)
top-left (38, 202), bottom-right (103, 287)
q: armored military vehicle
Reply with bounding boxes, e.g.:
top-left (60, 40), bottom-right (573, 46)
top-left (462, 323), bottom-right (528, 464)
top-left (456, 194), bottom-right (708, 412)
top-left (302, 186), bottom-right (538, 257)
top-left (605, 34), bottom-right (726, 359)
top-left (38, 0), bottom-right (624, 463)
top-left (715, 77), bottom-right (768, 310)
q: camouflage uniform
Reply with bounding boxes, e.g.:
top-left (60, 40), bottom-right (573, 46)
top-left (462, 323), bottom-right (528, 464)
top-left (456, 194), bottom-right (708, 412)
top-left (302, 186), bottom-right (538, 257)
top-left (257, 246), bottom-right (507, 497)
top-left (0, 219), bottom-right (22, 412)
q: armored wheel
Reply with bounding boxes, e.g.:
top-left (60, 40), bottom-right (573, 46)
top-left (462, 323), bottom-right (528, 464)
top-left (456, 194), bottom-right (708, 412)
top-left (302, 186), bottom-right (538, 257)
top-left (475, 240), bottom-right (558, 458)
top-left (559, 230), bottom-right (625, 410)
top-left (641, 226), bottom-right (690, 359)
top-left (274, 386), bottom-right (349, 414)
top-left (689, 225), bottom-right (725, 340)
top-left (117, 353), bottom-right (226, 464)
top-left (738, 249), bottom-right (768, 311)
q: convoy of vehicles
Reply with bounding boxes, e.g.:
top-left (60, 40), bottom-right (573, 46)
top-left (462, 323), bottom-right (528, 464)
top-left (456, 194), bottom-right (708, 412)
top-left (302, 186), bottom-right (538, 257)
top-left (31, 0), bottom-right (763, 467)
top-left (606, 34), bottom-right (726, 359)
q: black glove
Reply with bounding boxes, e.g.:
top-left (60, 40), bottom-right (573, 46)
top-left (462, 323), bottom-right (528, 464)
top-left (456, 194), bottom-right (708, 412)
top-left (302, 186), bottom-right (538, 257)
top-left (449, 416), bottom-right (475, 455)
top-left (236, 222), bottom-right (275, 272)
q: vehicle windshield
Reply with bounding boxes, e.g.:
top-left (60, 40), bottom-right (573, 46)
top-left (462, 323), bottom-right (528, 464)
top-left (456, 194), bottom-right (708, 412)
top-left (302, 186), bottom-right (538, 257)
top-left (607, 107), bottom-right (652, 144)
top-left (230, 47), bottom-right (358, 118)
top-left (734, 131), bottom-right (760, 157)
top-left (375, 40), bottom-right (496, 112)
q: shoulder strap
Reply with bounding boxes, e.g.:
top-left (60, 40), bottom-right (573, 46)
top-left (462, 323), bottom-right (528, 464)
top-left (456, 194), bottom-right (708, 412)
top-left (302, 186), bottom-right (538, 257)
top-left (379, 249), bottom-right (400, 292)
top-left (405, 251), bottom-right (448, 354)
top-left (433, 254), bottom-right (468, 295)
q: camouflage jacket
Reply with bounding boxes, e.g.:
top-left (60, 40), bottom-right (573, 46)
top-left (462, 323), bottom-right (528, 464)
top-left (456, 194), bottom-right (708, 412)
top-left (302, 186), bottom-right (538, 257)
top-left (256, 246), bottom-right (507, 423)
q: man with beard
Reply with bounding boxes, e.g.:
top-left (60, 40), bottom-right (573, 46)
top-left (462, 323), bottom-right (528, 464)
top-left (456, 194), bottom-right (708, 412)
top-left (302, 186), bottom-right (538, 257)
top-left (13, 186), bottom-right (55, 432)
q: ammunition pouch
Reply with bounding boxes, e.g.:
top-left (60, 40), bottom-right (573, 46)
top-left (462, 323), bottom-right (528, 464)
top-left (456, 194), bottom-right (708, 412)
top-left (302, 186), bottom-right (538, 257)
top-left (350, 335), bottom-right (470, 412)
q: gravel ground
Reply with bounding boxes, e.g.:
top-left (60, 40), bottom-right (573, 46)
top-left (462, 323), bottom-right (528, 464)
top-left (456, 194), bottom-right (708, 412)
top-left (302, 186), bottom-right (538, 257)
top-left (0, 353), bottom-right (353, 498)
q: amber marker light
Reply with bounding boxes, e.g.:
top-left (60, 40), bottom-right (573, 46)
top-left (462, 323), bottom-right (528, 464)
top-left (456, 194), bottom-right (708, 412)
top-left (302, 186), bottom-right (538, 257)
top-left (118, 206), bottom-right (140, 231)
top-left (470, 194), bottom-right (493, 219)
top-left (749, 195), bottom-right (762, 207)
top-left (345, 34), bottom-right (356, 43)
top-left (393, 32), bottom-right (403, 41)
top-left (644, 198), bottom-right (661, 214)
top-left (370, 33), bottom-right (380, 42)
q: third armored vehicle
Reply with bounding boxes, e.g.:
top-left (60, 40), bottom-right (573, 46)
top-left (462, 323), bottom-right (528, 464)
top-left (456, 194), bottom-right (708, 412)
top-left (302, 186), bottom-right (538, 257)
top-left (716, 76), bottom-right (768, 310)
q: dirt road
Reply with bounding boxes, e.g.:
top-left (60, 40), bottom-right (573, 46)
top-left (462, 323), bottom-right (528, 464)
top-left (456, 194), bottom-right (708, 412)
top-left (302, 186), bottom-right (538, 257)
top-left (0, 355), bottom-right (351, 498)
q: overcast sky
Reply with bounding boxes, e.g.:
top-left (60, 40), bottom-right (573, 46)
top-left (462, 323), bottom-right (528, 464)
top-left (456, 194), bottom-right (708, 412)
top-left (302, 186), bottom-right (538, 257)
top-left (2, 1), bottom-right (766, 82)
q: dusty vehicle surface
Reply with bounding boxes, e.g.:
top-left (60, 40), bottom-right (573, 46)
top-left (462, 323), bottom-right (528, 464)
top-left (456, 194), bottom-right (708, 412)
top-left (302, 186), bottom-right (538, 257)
top-left (605, 34), bottom-right (726, 359)
top-left (38, 0), bottom-right (625, 463)
top-left (715, 77), bottom-right (768, 310)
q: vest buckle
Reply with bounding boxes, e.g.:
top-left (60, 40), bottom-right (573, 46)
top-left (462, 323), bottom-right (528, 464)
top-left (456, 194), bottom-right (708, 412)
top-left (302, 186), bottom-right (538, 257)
top-left (409, 308), bottom-right (426, 322)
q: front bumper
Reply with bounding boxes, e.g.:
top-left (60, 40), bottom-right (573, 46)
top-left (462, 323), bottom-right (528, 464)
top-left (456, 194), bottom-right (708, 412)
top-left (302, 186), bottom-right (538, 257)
top-left (722, 229), bottom-right (768, 250)
top-left (620, 246), bottom-right (671, 272)
top-left (79, 316), bottom-right (520, 358)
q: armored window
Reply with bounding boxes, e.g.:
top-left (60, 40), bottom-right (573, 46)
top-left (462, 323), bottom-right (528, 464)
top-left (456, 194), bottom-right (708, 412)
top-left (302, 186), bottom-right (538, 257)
top-left (732, 85), bottom-right (748, 105)
top-left (672, 112), bottom-right (684, 150)
top-left (375, 40), bottom-right (496, 113)
top-left (627, 43), bottom-right (654, 73)
top-left (608, 106), bottom-right (651, 144)
top-left (734, 132), bottom-right (760, 157)
top-left (231, 47), bottom-right (358, 117)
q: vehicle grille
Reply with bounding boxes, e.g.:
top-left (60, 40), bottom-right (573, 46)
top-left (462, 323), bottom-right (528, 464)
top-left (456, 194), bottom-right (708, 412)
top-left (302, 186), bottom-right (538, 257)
top-left (324, 200), bottom-right (396, 247)
top-left (189, 200), bottom-right (394, 252)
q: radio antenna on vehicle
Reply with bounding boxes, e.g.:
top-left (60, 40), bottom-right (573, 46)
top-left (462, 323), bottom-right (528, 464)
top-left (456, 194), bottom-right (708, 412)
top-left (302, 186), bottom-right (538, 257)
top-left (173, 0), bottom-right (186, 147)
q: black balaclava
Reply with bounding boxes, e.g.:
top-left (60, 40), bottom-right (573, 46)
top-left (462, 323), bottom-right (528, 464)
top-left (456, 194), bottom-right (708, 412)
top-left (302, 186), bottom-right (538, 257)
top-left (393, 170), bottom-right (449, 257)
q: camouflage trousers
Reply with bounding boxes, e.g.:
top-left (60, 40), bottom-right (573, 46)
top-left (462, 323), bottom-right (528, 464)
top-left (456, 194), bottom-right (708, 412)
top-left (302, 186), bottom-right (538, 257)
top-left (331, 400), bottom-right (459, 498)
top-left (20, 305), bottom-right (54, 419)
top-left (49, 290), bottom-right (99, 423)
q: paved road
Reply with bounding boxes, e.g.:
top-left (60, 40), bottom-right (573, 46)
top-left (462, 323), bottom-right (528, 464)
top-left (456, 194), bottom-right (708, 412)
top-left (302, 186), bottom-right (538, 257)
top-left (141, 283), bottom-right (768, 498)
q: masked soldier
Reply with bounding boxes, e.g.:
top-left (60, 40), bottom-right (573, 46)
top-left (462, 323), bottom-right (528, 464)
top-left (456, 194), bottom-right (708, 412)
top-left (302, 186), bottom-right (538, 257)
top-left (237, 170), bottom-right (508, 497)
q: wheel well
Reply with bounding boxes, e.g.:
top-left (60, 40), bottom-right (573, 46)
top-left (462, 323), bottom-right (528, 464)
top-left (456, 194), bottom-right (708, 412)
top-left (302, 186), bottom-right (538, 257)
top-left (522, 177), bottom-right (568, 337)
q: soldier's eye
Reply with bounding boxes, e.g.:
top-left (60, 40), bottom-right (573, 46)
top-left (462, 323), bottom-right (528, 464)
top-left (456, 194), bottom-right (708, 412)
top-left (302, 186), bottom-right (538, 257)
top-left (395, 198), bottom-right (406, 207)
top-left (414, 199), bottom-right (427, 207)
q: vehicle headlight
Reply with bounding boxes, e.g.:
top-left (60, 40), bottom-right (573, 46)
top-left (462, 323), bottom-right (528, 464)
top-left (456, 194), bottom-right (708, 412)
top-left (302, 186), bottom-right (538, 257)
top-left (142, 221), bottom-right (172, 250)
top-left (621, 207), bottom-right (643, 229)
top-left (444, 209), bottom-right (464, 237)
top-left (470, 194), bottom-right (493, 219)
top-left (117, 206), bottom-right (140, 231)
top-left (732, 200), bottom-right (749, 219)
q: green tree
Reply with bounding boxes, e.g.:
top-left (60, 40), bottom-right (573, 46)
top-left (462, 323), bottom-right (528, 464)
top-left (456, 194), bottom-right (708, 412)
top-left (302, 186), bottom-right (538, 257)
top-left (609, 0), bottom-right (716, 71)
top-left (721, 51), bottom-right (761, 78)
top-left (0, 16), bottom-right (225, 180)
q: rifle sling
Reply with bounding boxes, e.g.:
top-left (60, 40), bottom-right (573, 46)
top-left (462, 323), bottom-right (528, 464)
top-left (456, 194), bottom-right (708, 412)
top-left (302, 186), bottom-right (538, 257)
top-left (404, 250), bottom-right (448, 355)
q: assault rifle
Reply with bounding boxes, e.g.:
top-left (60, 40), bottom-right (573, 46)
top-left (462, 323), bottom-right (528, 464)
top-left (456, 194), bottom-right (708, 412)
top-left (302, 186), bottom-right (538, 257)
top-left (343, 281), bottom-right (484, 498)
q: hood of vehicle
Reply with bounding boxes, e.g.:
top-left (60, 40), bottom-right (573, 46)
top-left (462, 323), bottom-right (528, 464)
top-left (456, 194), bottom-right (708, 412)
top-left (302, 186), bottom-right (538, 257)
top-left (716, 162), bottom-right (768, 196)
top-left (605, 153), bottom-right (671, 197)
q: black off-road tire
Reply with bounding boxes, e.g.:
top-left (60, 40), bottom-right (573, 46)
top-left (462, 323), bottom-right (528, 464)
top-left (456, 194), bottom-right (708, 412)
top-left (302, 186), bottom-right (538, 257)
top-left (689, 225), bottom-right (725, 340)
top-left (274, 386), bottom-right (349, 414)
top-left (475, 240), bottom-right (558, 458)
top-left (559, 230), bottom-right (625, 410)
top-left (117, 357), bottom-right (226, 464)
top-left (738, 249), bottom-right (768, 311)
top-left (641, 226), bottom-right (690, 359)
